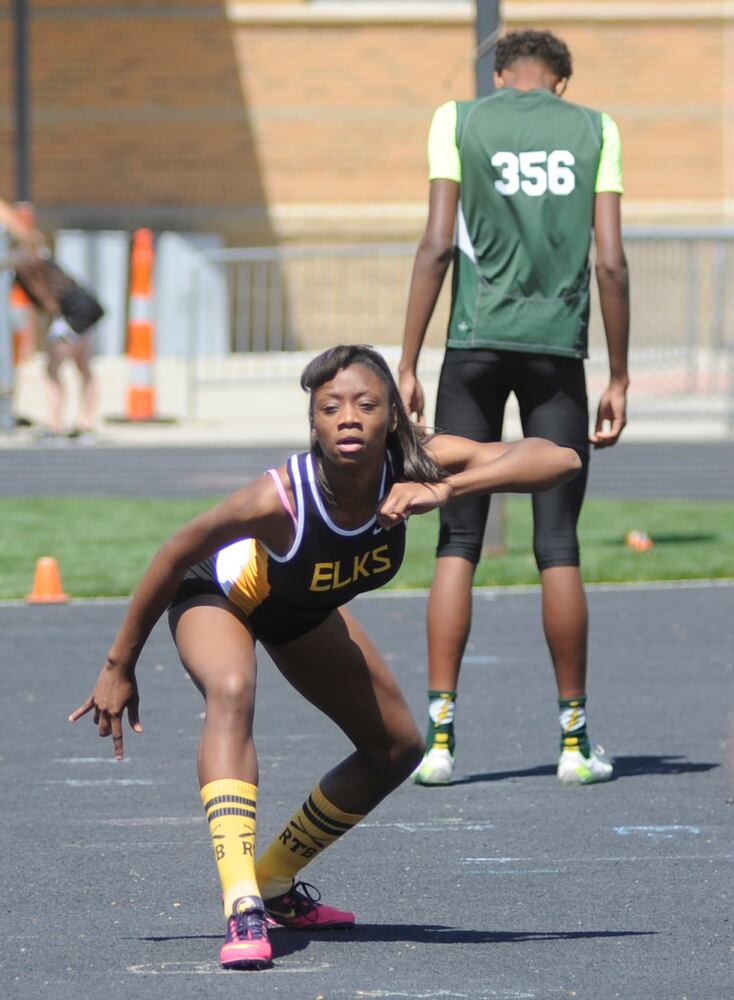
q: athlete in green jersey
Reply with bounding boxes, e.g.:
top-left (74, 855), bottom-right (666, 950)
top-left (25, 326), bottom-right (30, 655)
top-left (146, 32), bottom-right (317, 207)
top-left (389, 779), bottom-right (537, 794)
top-left (399, 29), bottom-right (630, 787)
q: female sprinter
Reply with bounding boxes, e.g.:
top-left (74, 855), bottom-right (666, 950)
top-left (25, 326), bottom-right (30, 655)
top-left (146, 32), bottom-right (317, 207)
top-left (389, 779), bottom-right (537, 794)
top-left (69, 344), bottom-right (580, 970)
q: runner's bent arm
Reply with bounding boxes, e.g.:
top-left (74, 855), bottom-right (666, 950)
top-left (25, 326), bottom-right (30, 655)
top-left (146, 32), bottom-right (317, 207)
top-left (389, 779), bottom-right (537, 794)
top-left (378, 437), bottom-right (581, 526)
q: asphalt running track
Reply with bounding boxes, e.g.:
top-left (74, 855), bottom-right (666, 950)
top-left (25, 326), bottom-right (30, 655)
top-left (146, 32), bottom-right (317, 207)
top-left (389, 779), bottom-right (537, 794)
top-left (1, 582), bottom-right (732, 1000)
top-left (2, 440), bottom-right (734, 500)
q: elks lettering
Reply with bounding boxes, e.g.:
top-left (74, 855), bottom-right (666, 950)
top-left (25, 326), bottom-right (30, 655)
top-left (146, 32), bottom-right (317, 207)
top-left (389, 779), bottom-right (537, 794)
top-left (309, 544), bottom-right (392, 592)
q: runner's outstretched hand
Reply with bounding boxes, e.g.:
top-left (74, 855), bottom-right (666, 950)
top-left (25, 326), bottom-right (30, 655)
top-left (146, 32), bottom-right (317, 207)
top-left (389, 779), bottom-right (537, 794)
top-left (68, 660), bottom-right (142, 761)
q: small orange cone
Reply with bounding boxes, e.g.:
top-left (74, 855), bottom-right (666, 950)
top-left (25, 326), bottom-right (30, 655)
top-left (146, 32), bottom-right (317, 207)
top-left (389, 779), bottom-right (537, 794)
top-left (25, 557), bottom-right (70, 604)
top-left (624, 530), bottom-right (655, 552)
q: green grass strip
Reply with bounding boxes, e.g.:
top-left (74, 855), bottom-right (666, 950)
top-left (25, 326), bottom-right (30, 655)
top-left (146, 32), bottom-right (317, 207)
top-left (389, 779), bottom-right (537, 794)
top-left (1, 496), bottom-right (732, 600)
top-left (397, 498), bottom-right (734, 589)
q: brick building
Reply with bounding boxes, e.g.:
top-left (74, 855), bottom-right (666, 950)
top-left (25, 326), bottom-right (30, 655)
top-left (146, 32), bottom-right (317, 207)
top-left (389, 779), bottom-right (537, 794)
top-left (1, 0), bottom-right (732, 244)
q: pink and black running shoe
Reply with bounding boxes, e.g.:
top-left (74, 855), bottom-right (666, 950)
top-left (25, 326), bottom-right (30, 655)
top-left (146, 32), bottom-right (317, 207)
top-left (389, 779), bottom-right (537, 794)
top-left (264, 881), bottom-right (355, 930)
top-left (220, 898), bottom-right (272, 969)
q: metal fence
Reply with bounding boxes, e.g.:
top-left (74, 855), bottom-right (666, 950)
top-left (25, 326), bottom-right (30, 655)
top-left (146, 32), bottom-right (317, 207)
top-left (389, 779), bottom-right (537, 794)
top-left (0, 228), bottom-right (14, 433)
top-left (187, 228), bottom-right (734, 432)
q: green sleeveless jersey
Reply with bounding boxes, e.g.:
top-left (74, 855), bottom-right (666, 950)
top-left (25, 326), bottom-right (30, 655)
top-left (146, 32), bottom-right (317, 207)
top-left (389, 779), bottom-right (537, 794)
top-left (448, 89), bottom-right (604, 358)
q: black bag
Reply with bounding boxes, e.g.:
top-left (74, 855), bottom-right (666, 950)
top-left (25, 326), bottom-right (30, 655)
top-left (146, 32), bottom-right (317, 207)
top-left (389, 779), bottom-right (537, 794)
top-left (13, 249), bottom-right (105, 334)
top-left (57, 280), bottom-right (105, 334)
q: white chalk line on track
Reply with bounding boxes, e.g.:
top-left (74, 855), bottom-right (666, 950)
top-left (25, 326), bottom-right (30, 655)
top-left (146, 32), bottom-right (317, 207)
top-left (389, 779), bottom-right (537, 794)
top-left (62, 842), bottom-right (193, 850)
top-left (53, 756), bottom-right (131, 764)
top-left (460, 853), bottom-right (732, 868)
top-left (125, 960), bottom-right (543, 996)
top-left (62, 817), bottom-right (727, 838)
top-left (44, 778), bottom-right (154, 786)
top-left (359, 820), bottom-right (495, 833)
top-left (346, 993), bottom-right (539, 999)
top-left (127, 958), bottom-right (332, 976)
top-left (98, 816), bottom-right (203, 826)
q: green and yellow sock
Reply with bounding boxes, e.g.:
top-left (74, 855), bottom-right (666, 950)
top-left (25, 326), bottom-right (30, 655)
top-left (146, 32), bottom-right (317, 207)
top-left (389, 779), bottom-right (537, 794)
top-left (559, 696), bottom-right (591, 757)
top-left (200, 778), bottom-right (260, 917)
top-left (255, 784), bottom-right (364, 900)
top-left (426, 690), bottom-right (457, 756)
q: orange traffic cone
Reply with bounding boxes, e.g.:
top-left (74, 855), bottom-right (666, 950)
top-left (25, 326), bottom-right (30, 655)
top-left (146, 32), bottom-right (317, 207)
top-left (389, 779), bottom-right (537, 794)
top-left (25, 557), bottom-right (70, 604)
top-left (624, 530), bottom-right (655, 552)
top-left (9, 202), bottom-right (37, 365)
top-left (126, 228), bottom-right (156, 421)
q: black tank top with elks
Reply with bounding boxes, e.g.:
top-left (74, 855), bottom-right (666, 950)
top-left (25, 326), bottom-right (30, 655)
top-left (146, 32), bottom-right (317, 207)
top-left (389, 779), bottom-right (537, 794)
top-left (211, 450), bottom-right (406, 645)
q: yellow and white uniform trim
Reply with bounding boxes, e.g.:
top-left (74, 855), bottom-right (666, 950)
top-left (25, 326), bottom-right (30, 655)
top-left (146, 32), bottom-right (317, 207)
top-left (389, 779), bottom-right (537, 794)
top-left (427, 99), bottom-right (623, 193)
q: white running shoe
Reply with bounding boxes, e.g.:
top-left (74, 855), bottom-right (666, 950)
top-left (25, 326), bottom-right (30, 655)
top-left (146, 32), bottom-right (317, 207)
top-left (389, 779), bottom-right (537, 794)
top-left (412, 747), bottom-right (455, 785)
top-left (557, 744), bottom-right (613, 786)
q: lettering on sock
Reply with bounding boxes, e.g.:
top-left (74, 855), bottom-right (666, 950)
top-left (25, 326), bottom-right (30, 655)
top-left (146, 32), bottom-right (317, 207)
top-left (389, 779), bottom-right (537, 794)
top-left (278, 825), bottom-right (319, 859)
top-left (290, 815), bottom-right (328, 850)
top-left (201, 780), bottom-right (259, 913)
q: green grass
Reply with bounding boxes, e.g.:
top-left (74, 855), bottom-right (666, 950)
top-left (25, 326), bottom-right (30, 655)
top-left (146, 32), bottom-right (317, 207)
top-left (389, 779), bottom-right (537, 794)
top-left (0, 497), bottom-right (214, 600)
top-left (1, 496), bottom-right (732, 600)
top-left (394, 497), bottom-right (734, 589)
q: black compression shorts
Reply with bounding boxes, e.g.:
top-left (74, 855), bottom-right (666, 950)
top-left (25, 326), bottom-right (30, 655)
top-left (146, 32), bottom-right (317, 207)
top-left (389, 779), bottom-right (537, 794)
top-left (168, 555), bottom-right (335, 646)
top-left (434, 348), bottom-right (589, 570)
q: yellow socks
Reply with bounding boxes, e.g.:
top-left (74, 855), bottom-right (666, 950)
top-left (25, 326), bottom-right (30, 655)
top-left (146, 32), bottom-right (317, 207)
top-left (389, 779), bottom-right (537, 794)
top-left (201, 779), bottom-right (366, 909)
top-left (255, 784), bottom-right (365, 900)
top-left (200, 778), bottom-right (260, 917)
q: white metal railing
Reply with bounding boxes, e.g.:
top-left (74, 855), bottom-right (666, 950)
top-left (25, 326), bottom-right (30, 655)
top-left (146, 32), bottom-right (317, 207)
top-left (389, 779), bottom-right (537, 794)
top-left (0, 228), bottom-right (16, 433)
top-left (187, 228), bottom-right (734, 431)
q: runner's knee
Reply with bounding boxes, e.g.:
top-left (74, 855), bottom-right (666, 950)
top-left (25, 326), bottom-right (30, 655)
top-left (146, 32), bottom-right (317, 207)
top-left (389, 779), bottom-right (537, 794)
top-left (361, 722), bottom-right (423, 784)
top-left (203, 668), bottom-right (256, 715)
